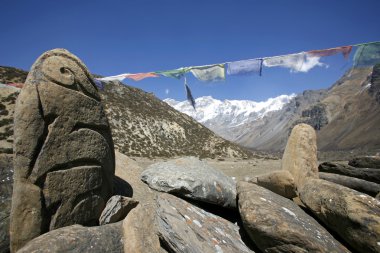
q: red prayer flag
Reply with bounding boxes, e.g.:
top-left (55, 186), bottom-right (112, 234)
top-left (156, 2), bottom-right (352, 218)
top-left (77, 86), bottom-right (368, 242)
top-left (7, 83), bottom-right (24, 88)
top-left (124, 72), bottom-right (159, 81)
top-left (308, 46), bottom-right (353, 59)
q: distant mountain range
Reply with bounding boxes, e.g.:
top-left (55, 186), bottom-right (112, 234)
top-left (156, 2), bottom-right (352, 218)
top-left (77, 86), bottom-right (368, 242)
top-left (164, 94), bottom-right (295, 142)
top-left (166, 65), bottom-right (380, 153)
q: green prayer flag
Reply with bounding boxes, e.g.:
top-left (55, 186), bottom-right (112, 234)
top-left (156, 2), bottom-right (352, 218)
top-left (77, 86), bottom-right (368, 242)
top-left (155, 67), bottom-right (191, 79)
top-left (353, 42), bottom-right (380, 67)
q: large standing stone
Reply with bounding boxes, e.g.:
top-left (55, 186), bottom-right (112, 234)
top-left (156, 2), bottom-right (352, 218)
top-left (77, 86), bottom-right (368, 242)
top-left (255, 170), bottom-right (297, 199)
top-left (299, 179), bottom-right (380, 253)
top-left (141, 157), bottom-right (236, 208)
top-left (156, 193), bottom-right (254, 253)
top-left (319, 172), bottom-right (380, 197)
top-left (17, 222), bottom-right (123, 253)
top-left (281, 123), bottom-right (318, 190)
top-left (237, 182), bottom-right (349, 253)
top-left (348, 156), bottom-right (380, 169)
top-left (10, 49), bottom-right (115, 252)
top-left (319, 162), bottom-right (380, 184)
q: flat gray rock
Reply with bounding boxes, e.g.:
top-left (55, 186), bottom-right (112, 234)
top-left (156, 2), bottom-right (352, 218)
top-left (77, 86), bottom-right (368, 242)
top-left (10, 49), bottom-right (115, 252)
top-left (319, 162), bottom-right (380, 184)
top-left (319, 172), bottom-right (380, 197)
top-left (99, 195), bottom-right (138, 225)
top-left (156, 193), bottom-right (254, 253)
top-left (141, 157), bottom-right (236, 208)
top-left (18, 222), bottom-right (123, 253)
top-left (237, 182), bottom-right (349, 253)
top-left (300, 179), bottom-right (380, 253)
top-left (349, 156), bottom-right (380, 169)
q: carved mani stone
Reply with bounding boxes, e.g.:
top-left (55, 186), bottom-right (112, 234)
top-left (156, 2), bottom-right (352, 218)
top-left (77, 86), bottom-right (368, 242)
top-left (10, 49), bottom-right (115, 252)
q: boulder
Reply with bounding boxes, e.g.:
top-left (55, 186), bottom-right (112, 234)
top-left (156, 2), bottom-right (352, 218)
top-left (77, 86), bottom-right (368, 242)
top-left (299, 178), bottom-right (380, 253)
top-left (99, 195), bottom-right (138, 225)
top-left (10, 49), bottom-right (115, 252)
top-left (255, 170), bottom-right (297, 199)
top-left (237, 182), bottom-right (349, 253)
top-left (18, 222), bottom-right (123, 253)
top-left (281, 124), bottom-right (318, 189)
top-left (319, 162), bottom-right (380, 184)
top-left (141, 157), bottom-right (236, 208)
top-left (156, 193), bottom-right (254, 253)
top-left (123, 201), bottom-right (167, 253)
top-left (319, 172), bottom-right (380, 197)
top-left (348, 156), bottom-right (380, 169)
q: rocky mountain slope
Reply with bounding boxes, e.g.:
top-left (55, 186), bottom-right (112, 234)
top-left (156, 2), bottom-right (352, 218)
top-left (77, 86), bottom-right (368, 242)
top-left (168, 65), bottom-right (380, 153)
top-left (165, 94), bottom-right (295, 141)
top-left (0, 66), bottom-right (252, 158)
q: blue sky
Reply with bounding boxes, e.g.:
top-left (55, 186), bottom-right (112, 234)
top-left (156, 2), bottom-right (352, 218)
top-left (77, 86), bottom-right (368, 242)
top-left (1, 0), bottom-right (380, 101)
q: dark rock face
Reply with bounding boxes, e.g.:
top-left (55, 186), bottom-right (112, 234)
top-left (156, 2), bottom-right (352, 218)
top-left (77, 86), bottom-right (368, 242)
top-left (0, 155), bottom-right (13, 253)
top-left (238, 182), bottom-right (349, 253)
top-left (300, 103), bottom-right (328, 130)
top-left (300, 179), bottom-right (380, 253)
top-left (319, 172), bottom-right (380, 197)
top-left (17, 222), bottom-right (123, 253)
top-left (369, 64), bottom-right (380, 103)
top-left (319, 162), bottom-right (380, 184)
top-left (141, 157), bottom-right (236, 208)
top-left (99, 195), bottom-right (138, 225)
top-left (348, 156), bottom-right (380, 169)
top-left (156, 193), bottom-right (254, 253)
top-left (10, 49), bottom-right (115, 252)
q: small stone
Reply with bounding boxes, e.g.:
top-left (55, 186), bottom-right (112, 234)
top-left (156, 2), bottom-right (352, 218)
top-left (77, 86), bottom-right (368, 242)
top-left (99, 196), bottom-right (138, 225)
top-left (256, 170), bottom-right (297, 199)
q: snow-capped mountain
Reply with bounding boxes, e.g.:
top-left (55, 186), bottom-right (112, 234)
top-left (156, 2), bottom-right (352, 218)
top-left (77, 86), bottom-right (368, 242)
top-left (164, 94), bottom-right (296, 141)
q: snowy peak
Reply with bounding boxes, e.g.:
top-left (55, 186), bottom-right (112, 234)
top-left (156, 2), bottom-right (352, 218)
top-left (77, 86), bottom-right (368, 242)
top-left (164, 94), bottom-right (296, 125)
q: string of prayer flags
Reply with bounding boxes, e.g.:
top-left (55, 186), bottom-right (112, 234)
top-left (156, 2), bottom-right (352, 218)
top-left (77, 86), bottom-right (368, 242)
top-left (190, 64), bottom-right (226, 82)
top-left (353, 42), bottom-right (380, 67)
top-left (155, 67), bottom-right (191, 79)
top-left (308, 46), bottom-right (352, 59)
top-left (227, 58), bottom-right (263, 76)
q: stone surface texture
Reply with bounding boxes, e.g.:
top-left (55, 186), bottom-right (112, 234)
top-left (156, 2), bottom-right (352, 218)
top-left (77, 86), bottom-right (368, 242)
top-left (319, 172), bottom-right (380, 197)
top-left (348, 156), bottom-right (380, 169)
top-left (141, 157), bottom-right (237, 208)
top-left (99, 195), bottom-right (138, 225)
top-left (256, 170), bottom-right (297, 199)
top-left (10, 49), bottom-right (115, 252)
top-left (281, 123), bottom-right (318, 190)
top-left (156, 193), bottom-right (254, 253)
top-left (319, 162), bottom-right (380, 184)
top-left (237, 182), bottom-right (349, 253)
top-left (300, 178), bottom-right (380, 253)
top-left (17, 222), bottom-right (123, 253)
